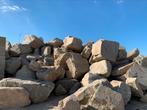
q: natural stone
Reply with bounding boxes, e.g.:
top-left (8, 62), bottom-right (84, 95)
top-left (127, 48), bottom-right (139, 60)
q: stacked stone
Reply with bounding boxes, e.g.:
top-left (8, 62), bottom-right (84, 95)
top-left (0, 35), bottom-right (147, 110)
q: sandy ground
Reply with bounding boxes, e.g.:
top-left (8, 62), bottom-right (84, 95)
top-left (3, 95), bottom-right (147, 110)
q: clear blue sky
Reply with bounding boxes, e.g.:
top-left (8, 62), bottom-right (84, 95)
top-left (0, 0), bottom-right (147, 55)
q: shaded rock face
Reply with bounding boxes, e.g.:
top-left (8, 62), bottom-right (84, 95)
top-left (0, 35), bottom-right (146, 109)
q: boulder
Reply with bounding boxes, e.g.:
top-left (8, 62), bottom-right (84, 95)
top-left (91, 39), bottom-right (119, 62)
top-left (126, 63), bottom-right (147, 90)
top-left (89, 60), bottom-right (112, 77)
top-left (54, 84), bottom-right (67, 96)
top-left (6, 57), bottom-right (21, 75)
top-left (140, 93), bottom-right (147, 103)
top-left (5, 41), bottom-right (11, 59)
top-left (89, 85), bottom-right (125, 110)
top-left (117, 46), bottom-right (127, 61)
top-left (69, 82), bottom-right (81, 94)
top-left (0, 87), bottom-right (31, 109)
top-left (49, 38), bottom-right (63, 47)
top-left (66, 53), bottom-right (89, 79)
top-left (9, 44), bottom-right (32, 56)
top-left (111, 80), bottom-right (131, 105)
top-left (126, 77), bottom-right (143, 97)
top-left (36, 66), bottom-right (65, 81)
top-left (63, 36), bottom-right (83, 52)
top-left (16, 65), bottom-right (36, 80)
top-left (23, 35), bottom-right (44, 49)
top-left (43, 56), bottom-right (54, 66)
top-left (81, 43), bottom-right (92, 59)
top-left (53, 47), bottom-right (66, 60)
top-left (26, 55), bottom-right (43, 61)
top-left (41, 46), bottom-right (51, 57)
top-left (111, 62), bottom-right (134, 76)
top-left (81, 72), bottom-right (101, 86)
top-left (127, 48), bottom-right (139, 60)
top-left (134, 55), bottom-right (147, 68)
top-left (0, 78), bottom-right (55, 103)
top-left (29, 60), bottom-right (41, 71)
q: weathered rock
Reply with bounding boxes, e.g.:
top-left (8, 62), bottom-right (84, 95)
top-left (89, 60), bottom-right (112, 77)
top-left (126, 77), bottom-right (143, 97)
top-left (69, 82), bottom-right (81, 94)
top-left (111, 62), bottom-right (134, 76)
top-left (0, 78), bottom-right (55, 103)
top-left (126, 63), bottom-right (147, 90)
top-left (9, 44), bottom-right (32, 56)
top-left (0, 37), bottom-right (6, 79)
top-left (16, 65), bottom-right (36, 80)
top-left (36, 66), bottom-right (65, 81)
top-left (20, 55), bottom-right (30, 65)
top-left (54, 84), bottom-right (67, 96)
top-left (41, 46), bottom-right (51, 57)
top-left (91, 39), bottom-right (119, 62)
top-left (117, 46), bottom-right (127, 61)
top-left (111, 80), bottom-right (131, 105)
top-left (23, 35), bottom-right (44, 49)
top-left (49, 38), bottom-right (63, 47)
top-left (58, 95), bottom-right (81, 110)
top-left (0, 87), bottom-right (31, 109)
top-left (56, 78), bottom-right (79, 93)
top-left (89, 85), bottom-right (125, 110)
top-left (81, 72), bottom-right (101, 86)
top-left (53, 47), bottom-right (66, 60)
top-left (63, 36), bottom-right (83, 52)
top-left (6, 41), bottom-right (11, 59)
top-left (43, 56), bottom-right (54, 66)
top-left (127, 48), bottom-right (139, 60)
top-left (81, 43), bottom-right (92, 59)
top-left (140, 93), bottom-right (147, 103)
top-left (26, 55), bottom-right (43, 61)
top-left (134, 55), bottom-right (147, 68)
top-left (66, 53), bottom-right (89, 79)
top-left (29, 60), bottom-right (41, 71)
top-left (6, 57), bottom-right (21, 75)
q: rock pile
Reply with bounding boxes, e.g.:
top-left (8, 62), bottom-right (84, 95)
top-left (0, 35), bottom-right (147, 109)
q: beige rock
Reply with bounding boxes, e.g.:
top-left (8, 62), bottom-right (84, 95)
top-left (36, 66), bottom-right (65, 81)
top-left (63, 36), bottom-right (83, 52)
top-left (16, 65), bottom-right (36, 80)
top-left (66, 53), bottom-right (89, 79)
top-left (81, 43), bottom-right (92, 59)
top-left (111, 80), bottom-right (131, 105)
top-left (91, 39), bottom-right (119, 62)
top-left (117, 46), bottom-right (127, 60)
top-left (134, 55), bottom-right (147, 68)
top-left (0, 87), bottom-right (30, 109)
top-left (127, 48), bottom-right (139, 60)
top-left (41, 46), bottom-right (51, 57)
top-left (29, 60), bottom-right (41, 71)
top-left (89, 60), bottom-right (112, 77)
top-left (89, 85), bottom-right (125, 110)
top-left (53, 48), bottom-right (66, 60)
top-left (0, 78), bottom-right (55, 103)
top-left (111, 62), bottom-right (134, 76)
top-left (9, 44), bottom-right (32, 56)
top-left (6, 57), bottom-right (21, 75)
top-left (126, 77), bottom-right (143, 97)
top-left (49, 38), bottom-right (63, 47)
top-left (23, 35), bottom-right (44, 49)
top-left (81, 72), bottom-right (101, 86)
top-left (127, 63), bottom-right (147, 90)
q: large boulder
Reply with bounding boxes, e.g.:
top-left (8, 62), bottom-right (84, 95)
top-left (91, 39), bottom-right (119, 63)
top-left (9, 44), bottom-right (32, 56)
top-left (66, 53), bottom-right (89, 79)
top-left (134, 55), bottom-right (147, 68)
top-left (111, 62), bottom-right (134, 76)
top-left (36, 66), bottom-right (65, 81)
top-left (111, 80), bottom-right (131, 105)
top-left (81, 72), bottom-right (102, 86)
top-left (126, 63), bottom-right (147, 90)
top-left (127, 48), bottom-right (139, 60)
top-left (6, 57), bottom-right (21, 75)
top-left (49, 38), bottom-right (63, 47)
top-left (0, 78), bottom-right (55, 103)
top-left (117, 46), bottom-right (127, 61)
top-left (16, 65), bottom-right (36, 80)
top-left (126, 77), bottom-right (143, 97)
top-left (89, 60), bottom-right (112, 77)
top-left (81, 43), bottom-right (92, 59)
top-left (41, 46), bottom-right (51, 57)
top-left (89, 85), bottom-right (125, 110)
top-left (0, 87), bottom-right (30, 109)
top-left (29, 60), bottom-right (41, 72)
top-left (63, 36), bottom-right (83, 52)
top-left (23, 35), bottom-right (44, 49)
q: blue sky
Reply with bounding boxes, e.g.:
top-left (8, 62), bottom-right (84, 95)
top-left (0, 0), bottom-right (147, 55)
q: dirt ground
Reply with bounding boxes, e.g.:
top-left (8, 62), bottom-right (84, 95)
top-left (3, 95), bottom-right (147, 110)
